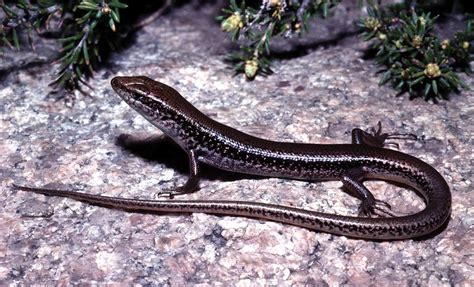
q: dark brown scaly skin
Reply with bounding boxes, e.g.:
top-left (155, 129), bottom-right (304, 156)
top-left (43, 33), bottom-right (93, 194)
top-left (13, 76), bottom-right (451, 240)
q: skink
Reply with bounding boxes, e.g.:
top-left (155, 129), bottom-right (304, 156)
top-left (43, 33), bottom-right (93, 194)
top-left (14, 76), bottom-right (451, 240)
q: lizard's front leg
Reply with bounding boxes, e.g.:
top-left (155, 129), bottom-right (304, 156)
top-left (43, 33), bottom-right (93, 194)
top-left (157, 149), bottom-right (201, 199)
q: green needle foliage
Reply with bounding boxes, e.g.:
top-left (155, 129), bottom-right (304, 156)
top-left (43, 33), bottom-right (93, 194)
top-left (217, 0), bottom-right (341, 79)
top-left (1, 0), bottom-right (127, 90)
top-left (1, 0), bottom-right (62, 51)
top-left (53, 0), bottom-right (127, 89)
top-left (360, 4), bottom-right (473, 100)
top-left (1, 0), bottom-right (472, 99)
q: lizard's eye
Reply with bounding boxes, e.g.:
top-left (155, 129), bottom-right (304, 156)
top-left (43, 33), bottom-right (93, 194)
top-left (127, 84), bottom-right (150, 98)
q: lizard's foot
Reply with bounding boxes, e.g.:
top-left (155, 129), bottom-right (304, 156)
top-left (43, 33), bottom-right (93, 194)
top-left (156, 176), bottom-right (200, 199)
top-left (352, 121), bottom-right (418, 148)
top-left (156, 187), bottom-right (189, 199)
top-left (358, 198), bottom-right (399, 218)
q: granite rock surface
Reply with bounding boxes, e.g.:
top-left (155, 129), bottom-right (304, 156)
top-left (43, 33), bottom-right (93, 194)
top-left (1, 2), bottom-right (473, 286)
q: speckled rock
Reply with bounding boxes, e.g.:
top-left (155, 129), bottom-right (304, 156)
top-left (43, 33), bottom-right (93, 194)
top-left (1, 2), bottom-right (473, 286)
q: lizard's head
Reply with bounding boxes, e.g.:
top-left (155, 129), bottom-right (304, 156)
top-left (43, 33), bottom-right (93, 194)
top-left (111, 76), bottom-right (196, 139)
top-left (111, 76), bottom-right (186, 119)
top-left (112, 76), bottom-right (175, 108)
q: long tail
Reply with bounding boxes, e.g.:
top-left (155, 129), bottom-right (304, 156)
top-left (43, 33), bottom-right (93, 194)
top-left (12, 176), bottom-right (450, 240)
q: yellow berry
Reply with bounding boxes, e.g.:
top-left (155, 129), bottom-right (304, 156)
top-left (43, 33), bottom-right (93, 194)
top-left (270, 0), bottom-right (280, 6)
top-left (294, 22), bottom-right (301, 33)
top-left (441, 39), bottom-right (449, 50)
top-left (364, 17), bottom-right (381, 31)
top-left (101, 4), bottom-right (111, 14)
top-left (401, 69), bottom-right (410, 80)
top-left (245, 59), bottom-right (259, 78)
top-left (412, 36), bottom-right (423, 48)
top-left (221, 13), bottom-right (243, 32)
top-left (463, 41), bottom-right (470, 50)
top-left (424, 63), bottom-right (441, 78)
top-left (395, 40), bottom-right (402, 49)
top-left (419, 17), bottom-right (426, 26)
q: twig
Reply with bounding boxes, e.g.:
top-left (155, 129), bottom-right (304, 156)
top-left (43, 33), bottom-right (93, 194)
top-left (132, 0), bottom-right (172, 31)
